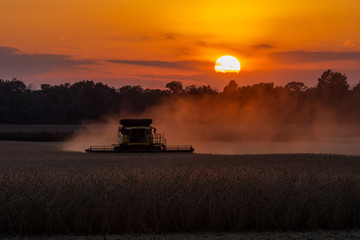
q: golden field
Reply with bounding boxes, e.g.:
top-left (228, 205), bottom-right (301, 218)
top-left (1, 141), bottom-right (360, 236)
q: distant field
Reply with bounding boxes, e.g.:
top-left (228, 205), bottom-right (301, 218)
top-left (3, 124), bottom-right (360, 155)
top-left (1, 141), bottom-right (360, 236)
top-left (0, 125), bottom-right (82, 133)
top-left (0, 125), bottom-right (82, 141)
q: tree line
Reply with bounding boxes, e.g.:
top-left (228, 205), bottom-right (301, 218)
top-left (1, 69), bottom-right (360, 124)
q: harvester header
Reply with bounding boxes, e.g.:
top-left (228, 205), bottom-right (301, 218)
top-left (85, 119), bottom-right (194, 153)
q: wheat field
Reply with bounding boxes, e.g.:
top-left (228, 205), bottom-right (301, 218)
top-left (1, 141), bottom-right (360, 236)
top-left (3, 231), bottom-right (360, 240)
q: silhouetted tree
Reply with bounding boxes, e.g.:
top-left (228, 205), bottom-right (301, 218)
top-left (40, 84), bottom-right (51, 90)
top-left (166, 81), bottom-right (183, 94)
top-left (1, 71), bottom-right (360, 124)
top-left (317, 69), bottom-right (349, 99)
top-left (223, 80), bottom-right (238, 93)
top-left (0, 107), bottom-right (11, 123)
top-left (119, 85), bottom-right (144, 94)
top-left (184, 84), bottom-right (217, 96)
top-left (352, 81), bottom-right (360, 93)
top-left (118, 85), bottom-right (146, 114)
top-left (285, 81), bottom-right (308, 92)
top-left (0, 78), bottom-right (27, 93)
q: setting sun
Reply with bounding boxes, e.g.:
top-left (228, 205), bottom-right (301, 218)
top-left (215, 55), bottom-right (241, 73)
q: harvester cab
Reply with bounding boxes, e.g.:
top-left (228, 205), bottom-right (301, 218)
top-left (116, 119), bottom-right (166, 152)
top-left (85, 119), bottom-right (194, 153)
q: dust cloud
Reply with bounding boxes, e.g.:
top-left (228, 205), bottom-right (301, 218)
top-left (63, 95), bottom-right (360, 155)
top-left (62, 119), bottom-right (119, 152)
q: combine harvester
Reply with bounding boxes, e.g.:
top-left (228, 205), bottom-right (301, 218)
top-left (85, 119), bottom-right (194, 153)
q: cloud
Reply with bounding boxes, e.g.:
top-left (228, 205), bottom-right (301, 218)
top-left (252, 44), bottom-right (274, 49)
top-left (343, 40), bottom-right (356, 47)
top-left (196, 41), bottom-right (207, 47)
top-left (0, 46), bottom-right (96, 78)
top-left (107, 59), bottom-right (212, 71)
top-left (164, 34), bottom-right (175, 40)
top-left (270, 51), bottom-right (360, 63)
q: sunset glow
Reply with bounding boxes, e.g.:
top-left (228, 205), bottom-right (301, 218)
top-left (1, 0), bottom-right (360, 88)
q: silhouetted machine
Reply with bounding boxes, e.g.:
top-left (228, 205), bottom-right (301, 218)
top-left (85, 119), bottom-right (194, 153)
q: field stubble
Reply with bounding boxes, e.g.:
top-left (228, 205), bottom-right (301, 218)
top-left (1, 141), bottom-right (360, 235)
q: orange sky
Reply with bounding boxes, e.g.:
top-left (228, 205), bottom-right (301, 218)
top-left (1, 0), bottom-right (360, 89)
